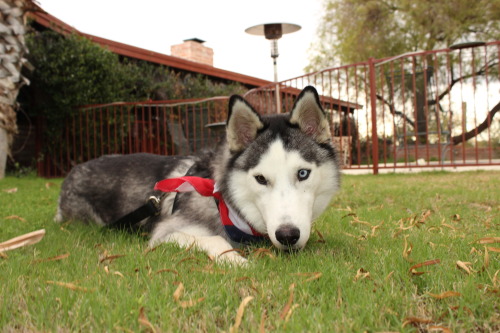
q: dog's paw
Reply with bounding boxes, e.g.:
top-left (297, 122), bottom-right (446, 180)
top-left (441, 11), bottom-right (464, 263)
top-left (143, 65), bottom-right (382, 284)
top-left (216, 252), bottom-right (248, 267)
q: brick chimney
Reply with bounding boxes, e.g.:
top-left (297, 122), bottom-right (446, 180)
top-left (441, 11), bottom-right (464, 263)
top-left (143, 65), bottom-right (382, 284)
top-left (170, 38), bottom-right (214, 66)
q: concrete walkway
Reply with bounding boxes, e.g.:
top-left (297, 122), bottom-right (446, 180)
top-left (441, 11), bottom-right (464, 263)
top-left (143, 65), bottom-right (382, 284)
top-left (343, 159), bottom-right (500, 175)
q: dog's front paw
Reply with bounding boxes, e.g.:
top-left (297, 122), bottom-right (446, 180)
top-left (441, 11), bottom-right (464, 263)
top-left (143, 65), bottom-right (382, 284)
top-left (216, 251), bottom-right (248, 267)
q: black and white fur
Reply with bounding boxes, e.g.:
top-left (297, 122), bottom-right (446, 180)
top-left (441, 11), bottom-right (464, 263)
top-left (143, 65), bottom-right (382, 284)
top-left (56, 86), bottom-right (341, 264)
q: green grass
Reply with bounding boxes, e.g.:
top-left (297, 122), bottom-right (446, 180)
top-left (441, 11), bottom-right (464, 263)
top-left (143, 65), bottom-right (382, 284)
top-left (1, 171), bottom-right (499, 332)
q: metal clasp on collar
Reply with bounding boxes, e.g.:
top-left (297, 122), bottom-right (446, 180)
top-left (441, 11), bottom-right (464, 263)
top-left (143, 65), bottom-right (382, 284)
top-left (148, 195), bottom-right (161, 216)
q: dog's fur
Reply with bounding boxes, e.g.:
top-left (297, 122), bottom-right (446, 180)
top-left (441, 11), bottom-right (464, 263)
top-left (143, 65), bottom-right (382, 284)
top-left (56, 86), bottom-right (341, 264)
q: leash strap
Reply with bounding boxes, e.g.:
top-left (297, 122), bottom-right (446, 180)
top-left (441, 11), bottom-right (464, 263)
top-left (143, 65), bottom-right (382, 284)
top-left (154, 176), bottom-right (267, 244)
top-left (108, 196), bottom-right (161, 230)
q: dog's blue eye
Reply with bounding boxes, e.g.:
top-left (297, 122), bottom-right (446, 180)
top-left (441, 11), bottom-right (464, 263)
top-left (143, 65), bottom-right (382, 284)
top-left (254, 175), bottom-right (268, 185)
top-left (297, 169), bottom-right (310, 181)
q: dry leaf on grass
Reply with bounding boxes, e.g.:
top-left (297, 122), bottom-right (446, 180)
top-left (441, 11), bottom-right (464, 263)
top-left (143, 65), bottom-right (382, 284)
top-left (113, 271), bottom-right (124, 278)
top-left (429, 325), bottom-right (453, 333)
top-left (0, 229), bottom-right (45, 252)
top-left (371, 222), bottom-right (384, 236)
top-left (155, 268), bottom-right (178, 275)
top-left (492, 270), bottom-right (499, 287)
top-left (487, 247), bottom-right (500, 253)
top-left (143, 246), bottom-right (158, 254)
top-left (2, 188), bottom-right (17, 193)
top-left (220, 248), bottom-right (245, 258)
top-left (316, 230), bottom-right (326, 243)
top-left (483, 246), bottom-right (490, 270)
top-left (456, 260), bottom-right (474, 275)
top-left (402, 235), bottom-right (413, 262)
top-left (441, 223), bottom-right (459, 231)
top-left (177, 256), bottom-right (202, 265)
top-left (354, 268), bottom-right (371, 281)
top-left (46, 280), bottom-right (95, 292)
top-left (419, 210), bottom-right (432, 223)
top-left (251, 248), bottom-right (275, 259)
top-left (45, 182), bottom-right (56, 189)
top-left (409, 259), bottom-right (441, 276)
top-left (350, 216), bottom-right (372, 227)
top-left (259, 309), bottom-right (267, 333)
top-left (229, 296), bottom-right (254, 333)
top-left (292, 272), bottom-right (322, 283)
top-left (476, 237), bottom-right (500, 244)
top-left (283, 304), bottom-right (299, 323)
top-left (173, 282), bottom-right (184, 301)
top-left (99, 254), bottom-right (126, 264)
top-left (427, 291), bottom-right (461, 299)
top-left (172, 282), bottom-right (205, 308)
top-left (279, 284), bottom-right (296, 320)
top-left (138, 307), bottom-right (157, 333)
top-left (32, 252), bottom-right (70, 263)
top-left (4, 215), bottom-right (26, 222)
top-left (403, 316), bottom-right (434, 327)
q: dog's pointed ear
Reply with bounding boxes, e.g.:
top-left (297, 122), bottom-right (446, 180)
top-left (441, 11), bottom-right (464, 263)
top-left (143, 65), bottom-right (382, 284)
top-left (226, 95), bottom-right (264, 152)
top-left (289, 86), bottom-right (331, 144)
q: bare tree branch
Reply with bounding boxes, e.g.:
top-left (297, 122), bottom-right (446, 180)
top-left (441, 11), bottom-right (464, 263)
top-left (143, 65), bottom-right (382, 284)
top-left (428, 60), bottom-right (498, 106)
top-left (376, 94), bottom-right (415, 127)
top-left (451, 101), bottom-right (500, 145)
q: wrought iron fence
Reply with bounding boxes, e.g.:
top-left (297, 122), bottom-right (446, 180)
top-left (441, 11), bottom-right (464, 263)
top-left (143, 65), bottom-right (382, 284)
top-left (37, 42), bottom-right (499, 177)
top-left (37, 97), bottom-right (228, 177)
top-left (245, 41), bottom-right (500, 173)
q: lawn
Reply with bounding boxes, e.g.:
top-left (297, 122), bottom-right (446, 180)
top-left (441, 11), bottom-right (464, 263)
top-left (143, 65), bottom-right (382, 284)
top-left (1, 171), bottom-right (499, 332)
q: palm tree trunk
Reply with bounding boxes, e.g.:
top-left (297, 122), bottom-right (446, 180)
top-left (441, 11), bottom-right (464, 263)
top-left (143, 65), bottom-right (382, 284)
top-left (0, 0), bottom-right (31, 178)
top-left (0, 105), bottom-right (18, 178)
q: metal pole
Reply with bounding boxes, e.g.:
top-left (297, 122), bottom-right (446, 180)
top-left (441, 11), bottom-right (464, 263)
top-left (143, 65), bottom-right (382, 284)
top-left (271, 39), bottom-right (281, 113)
top-left (368, 57), bottom-right (379, 175)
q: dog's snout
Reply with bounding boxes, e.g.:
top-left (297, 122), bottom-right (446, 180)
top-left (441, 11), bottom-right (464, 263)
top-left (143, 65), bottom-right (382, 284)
top-left (275, 224), bottom-right (300, 246)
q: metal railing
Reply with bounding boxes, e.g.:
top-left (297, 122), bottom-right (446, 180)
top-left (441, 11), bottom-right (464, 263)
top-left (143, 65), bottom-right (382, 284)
top-left (245, 41), bottom-right (500, 173)
top-left (37, 97), bottom-right (228, 177)
top-left (37, 42), bottom-right (500, 177)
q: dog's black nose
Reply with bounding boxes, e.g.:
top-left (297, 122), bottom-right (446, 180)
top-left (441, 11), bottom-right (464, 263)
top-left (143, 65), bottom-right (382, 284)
top-left (275, 225), bottom-right (300, 246)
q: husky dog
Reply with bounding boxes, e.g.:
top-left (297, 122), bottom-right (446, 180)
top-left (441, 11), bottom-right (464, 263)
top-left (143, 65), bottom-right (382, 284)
top-left (56, 86), bottom-right (341, 264)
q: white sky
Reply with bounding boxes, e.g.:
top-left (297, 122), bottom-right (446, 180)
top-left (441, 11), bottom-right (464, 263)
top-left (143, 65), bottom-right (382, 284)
top-left (37, 0), bottom-right (324, 82)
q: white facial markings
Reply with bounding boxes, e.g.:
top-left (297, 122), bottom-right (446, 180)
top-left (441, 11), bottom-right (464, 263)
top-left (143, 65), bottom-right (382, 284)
top-left (227, 139), bottom-right (340, 250)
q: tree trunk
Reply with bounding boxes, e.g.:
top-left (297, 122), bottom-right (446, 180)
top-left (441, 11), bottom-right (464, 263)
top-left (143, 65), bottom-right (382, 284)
top-left (0, 0), bottom-right (31, 178)
top-left (0, 127), bottom-right (8, 178)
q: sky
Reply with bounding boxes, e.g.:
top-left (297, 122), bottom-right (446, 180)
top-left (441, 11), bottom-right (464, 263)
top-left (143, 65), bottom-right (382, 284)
top-left (37, 0), bottom-right (325, 82)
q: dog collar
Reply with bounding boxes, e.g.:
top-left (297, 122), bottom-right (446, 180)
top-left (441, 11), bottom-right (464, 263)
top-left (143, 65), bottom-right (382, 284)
top-left (154, 176), bottom-right (266, 244)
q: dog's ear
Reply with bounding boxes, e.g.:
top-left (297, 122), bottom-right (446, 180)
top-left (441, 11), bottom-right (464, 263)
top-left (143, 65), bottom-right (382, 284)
top-left (289, 86), bottom-right (331, 144)
top-left (226, 95), bottom-right (264, 152)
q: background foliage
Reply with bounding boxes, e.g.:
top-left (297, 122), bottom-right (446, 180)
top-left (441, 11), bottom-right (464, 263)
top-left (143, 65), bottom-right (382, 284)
top-left (307, 0), bottom-right (500, 70)
top-left (20, 29), bottom-right (246, 130)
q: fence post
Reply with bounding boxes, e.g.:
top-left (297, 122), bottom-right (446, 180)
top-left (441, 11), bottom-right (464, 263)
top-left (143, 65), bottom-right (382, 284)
top-left (368, 57), bottom-right (379, 175)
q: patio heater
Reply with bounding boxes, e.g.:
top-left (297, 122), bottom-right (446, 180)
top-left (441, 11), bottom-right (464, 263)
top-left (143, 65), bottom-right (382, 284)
top-left (245, 23), bottom-right (301, 112)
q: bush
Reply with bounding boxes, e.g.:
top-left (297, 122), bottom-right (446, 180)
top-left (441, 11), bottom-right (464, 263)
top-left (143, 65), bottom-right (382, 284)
top-left (18, 29), bottom-right (246, 161)
top-left (23, 31), bottom-right (132, 122)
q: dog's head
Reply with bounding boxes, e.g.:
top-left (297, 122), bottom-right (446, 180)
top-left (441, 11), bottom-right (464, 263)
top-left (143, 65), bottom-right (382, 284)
top-left (220, 86), bottom-right (341, 250)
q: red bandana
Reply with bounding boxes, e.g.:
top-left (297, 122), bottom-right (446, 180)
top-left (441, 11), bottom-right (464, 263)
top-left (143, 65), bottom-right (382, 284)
top-left (154, 176), bottom-right (266, 244)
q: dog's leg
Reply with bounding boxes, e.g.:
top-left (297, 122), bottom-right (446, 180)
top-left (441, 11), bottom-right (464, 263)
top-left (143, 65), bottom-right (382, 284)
top-left (150, 231), bottom-right (247, 266)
